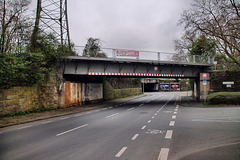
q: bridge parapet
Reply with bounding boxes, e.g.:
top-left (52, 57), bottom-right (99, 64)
top-left (75, 46), bottom-right (214, 65)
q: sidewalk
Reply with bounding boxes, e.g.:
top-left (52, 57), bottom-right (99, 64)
top-left (171, 91), bottom-right (205, 107)
top-left (0, 94), bottom-right (146, 128)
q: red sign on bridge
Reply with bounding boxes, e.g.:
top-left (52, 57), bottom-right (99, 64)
top-left (116, 50), bottom-right (139, 57)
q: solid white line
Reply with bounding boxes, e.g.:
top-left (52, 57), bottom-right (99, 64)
top-left (127, 107), bottom-right (135, 111)
top-left (158, 148), bottom-right (169, 160)
top-left (61, 117), bottom-right (69, 120)
top-left (148, 120), bottom-right (151, 123)
top-left (94, 109), bottom-right (100, 112)
top-left (74, 113), bottom-right (83, 117)
top-left (41, 121), bottom-right (52, 124)
top-left (115, 147), bottom-right (128, 157)
top-left (18, 125), bottom-right (32, 130)
top-left (158, 95), bottom-right (175, 112)
top-left (161, 95), bottom-right (175, 108)
top-left (169, 121), bottom-right (175, 126)
top-left (165, 130), bottom-right (173, 139)
top-left (131, 134), bottom-right (139, 140)
top-left (56, 124), bottom-right (88, 136)
top-left (85, 111), bottom-right (93, 114)
top-left (172, 115), bottom-right (176, 119)
top-left (141, 126), bottom-right (146, 130)
top-left (106, 113), bottom-right (119, 119)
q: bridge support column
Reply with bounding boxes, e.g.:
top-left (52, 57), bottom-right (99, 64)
top-left (199, 73), bottom-right (210, 101)
top-left (194, 78), bottom-right (201, 101)
top-left (194, 73), bottom-right (211, 101)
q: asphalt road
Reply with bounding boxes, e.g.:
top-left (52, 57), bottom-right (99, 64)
top-left (0, 92), bottom-right (239, 160)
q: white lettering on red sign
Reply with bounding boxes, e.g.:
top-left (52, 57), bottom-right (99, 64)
top-left (116, 50), bottom-right (139, 57)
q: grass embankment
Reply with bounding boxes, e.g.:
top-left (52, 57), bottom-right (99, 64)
top-left (1, 108), bottom-right (57, 117)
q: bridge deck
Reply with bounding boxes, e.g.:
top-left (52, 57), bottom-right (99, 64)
top-left (67, 56), bottom-right (213, 67)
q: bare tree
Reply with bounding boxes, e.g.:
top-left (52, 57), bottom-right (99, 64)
top-left (0, 0), bottom-right (32, 54)
top-left (83, 37), bottom-right (107, 58)
top-left (177, 0), bottom-right (240, 67)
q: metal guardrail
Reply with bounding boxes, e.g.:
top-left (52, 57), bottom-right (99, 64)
top-left (75, 46), bottom-right (214, 65)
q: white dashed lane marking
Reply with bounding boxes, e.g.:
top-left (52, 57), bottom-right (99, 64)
top-left (115, 147), bottom-right (128, 158)
top-left (158, 148), bottom-right (169, 160)
top-left (106, 113), bottom-right (119, 119)
top-left (127, 107), bottom-right (135, 111)
top-left (56, 124), bottom-right (88, 136)
top-left (131, 134), bottom-right (139, 140)
top-left (165, 130), bottom-right (173, 139)
top-left (169, 121), bottom-right (175, 126)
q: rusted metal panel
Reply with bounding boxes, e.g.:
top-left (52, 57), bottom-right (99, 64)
top-left (64, 81), bottom-right (103, 107)
top-left (64, 81), bottom-right (71, 107)
top-left (64, 81), bottom-right (84, 107)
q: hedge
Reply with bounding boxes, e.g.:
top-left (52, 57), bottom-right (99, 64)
top-left (207, 92), bottom-right (240, 105)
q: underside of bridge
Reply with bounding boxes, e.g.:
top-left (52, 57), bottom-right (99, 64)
top-left (63, 56), bottom-right (211, 78)
top-left (62, 56), bottom-right (212, 102)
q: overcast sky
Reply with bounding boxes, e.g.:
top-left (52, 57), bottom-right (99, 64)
top-left (30, 0), bottom-right (192, 53)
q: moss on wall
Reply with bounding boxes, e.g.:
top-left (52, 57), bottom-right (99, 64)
top-left (103, 78), bottom-right (142, 100)
top-left (0, 75), bottom-right (59, 116)
top-left (103, 79), bottom-right (114, 100)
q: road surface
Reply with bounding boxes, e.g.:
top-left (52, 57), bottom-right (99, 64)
top-left (0, 92), bottom-right (239, 160)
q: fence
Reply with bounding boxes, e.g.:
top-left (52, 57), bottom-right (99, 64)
top-left (75, 46), bottom-right (214, 64)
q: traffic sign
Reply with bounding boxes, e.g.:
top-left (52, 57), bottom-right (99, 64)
top-left (203, 73), bottom-right (207, 78)
top-left (203, 78), bottom-right (207, 85)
